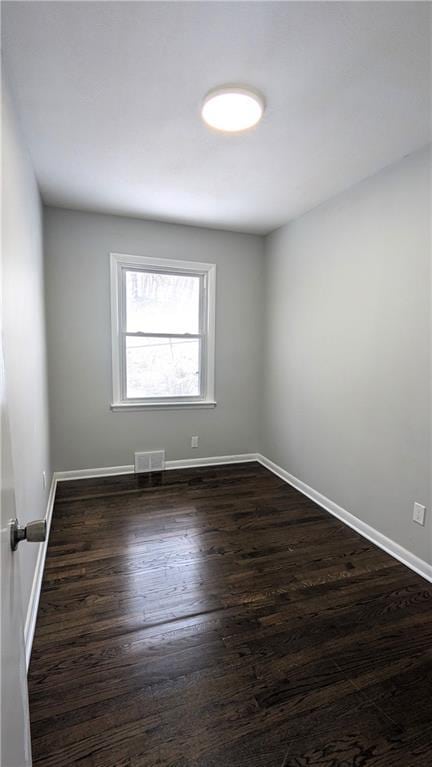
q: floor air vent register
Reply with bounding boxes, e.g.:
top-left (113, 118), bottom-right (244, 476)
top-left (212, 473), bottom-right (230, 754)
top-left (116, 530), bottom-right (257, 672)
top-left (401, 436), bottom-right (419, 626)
top-left (134, 450), bottom-right (165, 473)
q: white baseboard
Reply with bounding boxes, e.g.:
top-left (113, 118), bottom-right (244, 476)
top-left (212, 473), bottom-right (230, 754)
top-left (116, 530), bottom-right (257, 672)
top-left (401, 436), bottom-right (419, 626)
top-left (166, 453), bottom-right (259, 470)
top-left (54, 464), bottom-right (135, 481)
top-left (256, 454), bottom-right (432, 584)
top-left (54, 453), bottom-right (259, 482)
top-left (24, 474), bottom-right (58, 670)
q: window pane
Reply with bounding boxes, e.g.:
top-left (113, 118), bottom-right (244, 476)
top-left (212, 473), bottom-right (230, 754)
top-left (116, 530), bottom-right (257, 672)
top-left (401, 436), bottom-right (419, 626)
top-left (126, 336), bottom-right (200, 398)
top-left (125, 270), bottom-right (200, 334)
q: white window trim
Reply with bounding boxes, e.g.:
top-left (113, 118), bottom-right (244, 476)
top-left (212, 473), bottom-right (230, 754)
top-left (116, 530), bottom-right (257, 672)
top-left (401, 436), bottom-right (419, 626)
top-left (110, 252), bottom-right (216, 410)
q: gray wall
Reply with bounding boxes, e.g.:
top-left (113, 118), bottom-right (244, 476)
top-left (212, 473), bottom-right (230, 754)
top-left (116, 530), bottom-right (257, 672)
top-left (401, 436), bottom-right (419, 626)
top-left (262, 147), bottom-right (431, 564)
top-left (44, 207), bottom-right (264, 471)
top-left (2, 77), bottom-right (52, 616)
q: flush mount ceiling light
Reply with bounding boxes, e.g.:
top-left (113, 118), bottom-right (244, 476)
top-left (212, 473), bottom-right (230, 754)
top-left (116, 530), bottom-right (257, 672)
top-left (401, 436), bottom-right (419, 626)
top-left (201, 86), bottom-right (264, 133)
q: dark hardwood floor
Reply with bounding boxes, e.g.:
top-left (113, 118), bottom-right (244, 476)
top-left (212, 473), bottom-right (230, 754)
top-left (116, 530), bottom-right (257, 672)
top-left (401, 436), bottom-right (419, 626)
top-left (28, 462), bottom-right (432, 766)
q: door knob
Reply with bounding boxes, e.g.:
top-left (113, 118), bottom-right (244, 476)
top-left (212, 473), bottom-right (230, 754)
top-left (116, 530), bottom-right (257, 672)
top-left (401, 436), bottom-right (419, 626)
top-left (10, 518), bottom-right (47, 551)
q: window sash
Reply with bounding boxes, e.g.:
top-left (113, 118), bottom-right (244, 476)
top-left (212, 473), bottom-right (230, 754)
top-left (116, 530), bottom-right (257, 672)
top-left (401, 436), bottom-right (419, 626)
top-left (118, 264), bottom-right (209, 403)
top-left (121, 333), bottom-right (205, 402)
top-left (121, 266), bottom-right (205, 335)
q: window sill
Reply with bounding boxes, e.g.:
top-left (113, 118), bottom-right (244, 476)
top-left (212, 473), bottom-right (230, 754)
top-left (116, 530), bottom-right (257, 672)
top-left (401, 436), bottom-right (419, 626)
top-left (110, 400), bottom-right (217, 412)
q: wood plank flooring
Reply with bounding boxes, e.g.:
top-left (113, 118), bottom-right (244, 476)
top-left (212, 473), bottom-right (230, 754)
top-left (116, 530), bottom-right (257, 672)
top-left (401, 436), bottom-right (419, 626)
top-left (28, 462), bottom-right (432, 766)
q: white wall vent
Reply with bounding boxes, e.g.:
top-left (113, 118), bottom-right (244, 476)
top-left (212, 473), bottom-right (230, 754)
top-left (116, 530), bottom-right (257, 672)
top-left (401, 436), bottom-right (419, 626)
top-left (134, 450), bottom-right (165, 474)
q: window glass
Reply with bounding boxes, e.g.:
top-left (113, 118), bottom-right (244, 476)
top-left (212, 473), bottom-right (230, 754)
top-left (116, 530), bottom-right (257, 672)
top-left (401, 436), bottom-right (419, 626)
top-left (126, 336), bottom-right (200, 398)
top-left (125, 270), bottom-right (200, 335)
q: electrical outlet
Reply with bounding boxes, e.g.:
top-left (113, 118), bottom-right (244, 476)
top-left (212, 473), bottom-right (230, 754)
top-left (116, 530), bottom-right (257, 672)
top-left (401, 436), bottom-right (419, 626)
top-left (191, 436), bottom-right (199, 448)
top-left (42, 471), bottom-right (47, 490)
top-left (413, 502), bottom-right (426, 526)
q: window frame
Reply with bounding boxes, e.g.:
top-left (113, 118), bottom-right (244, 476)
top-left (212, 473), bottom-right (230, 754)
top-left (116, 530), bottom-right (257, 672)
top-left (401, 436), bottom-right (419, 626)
top-left (110, 252), bottom-right (216, 410)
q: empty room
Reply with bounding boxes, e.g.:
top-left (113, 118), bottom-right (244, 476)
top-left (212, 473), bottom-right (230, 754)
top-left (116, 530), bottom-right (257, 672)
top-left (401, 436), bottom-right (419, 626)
top-left (1, 1), bottom-right (431, 765)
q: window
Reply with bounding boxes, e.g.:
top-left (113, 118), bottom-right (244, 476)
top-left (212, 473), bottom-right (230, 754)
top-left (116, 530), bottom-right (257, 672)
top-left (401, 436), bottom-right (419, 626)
top-left (110, 253), bottom-right (216, 409)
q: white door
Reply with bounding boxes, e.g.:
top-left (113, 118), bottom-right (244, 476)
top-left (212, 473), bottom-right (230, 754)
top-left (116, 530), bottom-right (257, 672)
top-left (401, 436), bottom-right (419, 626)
top-left (1, 337), bottom-right (33, 767)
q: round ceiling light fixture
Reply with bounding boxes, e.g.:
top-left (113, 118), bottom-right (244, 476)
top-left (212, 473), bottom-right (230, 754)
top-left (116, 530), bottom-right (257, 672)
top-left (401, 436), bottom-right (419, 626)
top-left (201, 86), bottom-right (265, 133)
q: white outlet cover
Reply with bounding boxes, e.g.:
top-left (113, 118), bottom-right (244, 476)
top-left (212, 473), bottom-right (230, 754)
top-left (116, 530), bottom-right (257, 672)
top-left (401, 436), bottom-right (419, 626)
top-left (413, 502), bottom-right (426, 526)
top-left (191, 436), bottom-right (199, 448)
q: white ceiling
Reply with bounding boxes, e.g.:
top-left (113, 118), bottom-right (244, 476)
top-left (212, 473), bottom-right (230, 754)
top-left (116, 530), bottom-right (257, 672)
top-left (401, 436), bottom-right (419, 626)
top-left (2, 1), bottom-right (431, 234)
